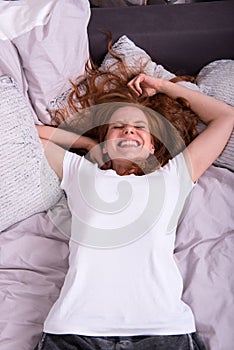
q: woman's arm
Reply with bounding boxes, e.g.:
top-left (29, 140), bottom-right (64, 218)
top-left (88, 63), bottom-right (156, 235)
top-left (128, 74), bottom-right (234, 182)
top-left (36, 125), bottom-right (103, 166)
top-left (40, 138), bottom-right (65, 181)
top-left (36, 125), bottom-right (96, 150)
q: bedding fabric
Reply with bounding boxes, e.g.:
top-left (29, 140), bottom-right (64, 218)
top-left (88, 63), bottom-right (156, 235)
top-left (0, 0), bottom-right (90, 124)
top-left (175, 166), bottom-right (234, 350)
top-left (0, 196), bottom-right (71, 350)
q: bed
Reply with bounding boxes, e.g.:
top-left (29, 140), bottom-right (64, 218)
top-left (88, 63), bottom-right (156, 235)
top-left (0, 1), bottom-right (233, 349)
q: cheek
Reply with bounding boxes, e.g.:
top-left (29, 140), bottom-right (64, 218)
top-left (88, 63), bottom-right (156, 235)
top-left (105, 130), bottom-right (120, 144)
top-left (102, 135), bottom-right (116, 154)
top-left (105, 129), bottom-right (114, 141)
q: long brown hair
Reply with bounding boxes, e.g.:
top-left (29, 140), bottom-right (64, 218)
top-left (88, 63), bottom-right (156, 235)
top-left (51, 37), bottom-right (199, 173)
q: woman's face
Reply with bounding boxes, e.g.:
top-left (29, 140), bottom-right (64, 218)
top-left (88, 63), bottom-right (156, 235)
top-left (103, 106), bottom-right (155, 162)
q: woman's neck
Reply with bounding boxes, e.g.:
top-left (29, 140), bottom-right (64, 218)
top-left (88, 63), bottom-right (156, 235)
top-left (111, 158), bottom-right (145, 176)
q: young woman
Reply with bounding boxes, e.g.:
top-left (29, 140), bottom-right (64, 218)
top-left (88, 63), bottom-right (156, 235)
top-left (35, 72), bottom-right (233, 350)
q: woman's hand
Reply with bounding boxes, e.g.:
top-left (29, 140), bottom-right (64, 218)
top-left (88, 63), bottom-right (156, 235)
top-left (128, 74), bottom-right (164, 97)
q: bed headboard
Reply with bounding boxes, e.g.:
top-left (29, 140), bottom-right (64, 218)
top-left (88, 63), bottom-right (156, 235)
top-left (88, 0), bottom-right (234, 76)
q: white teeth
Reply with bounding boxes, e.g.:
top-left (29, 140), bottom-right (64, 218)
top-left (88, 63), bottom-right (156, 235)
top-left (119, 140), bottom-right (139, 147)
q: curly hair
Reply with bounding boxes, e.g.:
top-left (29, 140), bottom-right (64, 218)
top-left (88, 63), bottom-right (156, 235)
top-left (50, 37), bottom-right (199, 173)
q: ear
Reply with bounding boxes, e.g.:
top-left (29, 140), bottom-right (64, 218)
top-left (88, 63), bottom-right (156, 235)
top-left (149, 142), bottom-right (155, 155)
top-left (102, 142), bottom-right (107, 154)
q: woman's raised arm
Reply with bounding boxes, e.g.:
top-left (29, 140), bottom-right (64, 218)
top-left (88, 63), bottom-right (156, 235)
top-left (36, 125), bottom-right (104, 167)
top-left (36, 125), bottom-right (96, 150)
top-left (128, 74), bottom-right (234, 182)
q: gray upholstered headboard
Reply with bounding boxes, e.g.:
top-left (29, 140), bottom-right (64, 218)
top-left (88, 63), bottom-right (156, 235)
top-left (88, 0), bottom-right (234, 75)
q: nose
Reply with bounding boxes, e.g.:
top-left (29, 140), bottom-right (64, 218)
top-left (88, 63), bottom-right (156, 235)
top-left (123, 125), bottom-right (134, 134)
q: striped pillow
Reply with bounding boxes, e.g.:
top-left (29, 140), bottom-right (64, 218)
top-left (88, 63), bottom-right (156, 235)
top-left (0, 75), bottom-right (63, 232)
top-left (197, 60), bottom-right (234, 172)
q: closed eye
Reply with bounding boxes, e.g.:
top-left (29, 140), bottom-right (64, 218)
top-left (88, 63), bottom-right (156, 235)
top-left (112, 125), bottom-right (124, 129)
top-left (135, 125), bottom-right (145, 129)
top-left (110, 124), bottom-right (147, 130)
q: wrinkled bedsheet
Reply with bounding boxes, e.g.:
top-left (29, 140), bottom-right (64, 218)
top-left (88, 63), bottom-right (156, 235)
top-left (0, 165), bottom-right (233, 350)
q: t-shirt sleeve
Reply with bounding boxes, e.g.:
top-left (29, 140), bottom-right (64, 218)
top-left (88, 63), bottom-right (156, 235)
top-left (176, 152), bottom-right (196, 224)
top-left (163, 152), bottom-right (196, 233)
top-left (60, 151), bottom-right (83, 194)
top-left (175, 151), bottom-right (195, 194)
top-left (165, 151), bottom-right (195, 195)
top-left (61, 151), bottom-right (98, 197)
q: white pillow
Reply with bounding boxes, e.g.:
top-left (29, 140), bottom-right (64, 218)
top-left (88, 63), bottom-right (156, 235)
top-left (196, 59), bottom-right (234, 172)
top-left (0, 75), bottom-right (63, 232)
top-left (0, 0), bottom-right (90, 124)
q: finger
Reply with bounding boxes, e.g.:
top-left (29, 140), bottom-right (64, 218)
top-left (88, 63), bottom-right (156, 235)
top-left (128, 78), bottom-right (142, 96)
top-left (134, 79), bottom-right (143, 95)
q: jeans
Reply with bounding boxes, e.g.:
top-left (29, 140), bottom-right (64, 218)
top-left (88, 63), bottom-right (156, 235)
top-left (36, 332), bottom-right (206, 350)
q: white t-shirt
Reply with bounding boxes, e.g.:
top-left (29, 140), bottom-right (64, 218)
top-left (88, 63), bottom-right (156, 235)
top-left (44, 151), bottom-right (196, 336)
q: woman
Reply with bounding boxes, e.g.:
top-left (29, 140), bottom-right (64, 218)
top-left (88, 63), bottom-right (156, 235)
top-left (36, 73), bottom-right (233, 350)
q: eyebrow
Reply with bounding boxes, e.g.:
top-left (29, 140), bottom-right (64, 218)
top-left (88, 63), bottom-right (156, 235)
top-left (110, 120), bottom-right (148, 125)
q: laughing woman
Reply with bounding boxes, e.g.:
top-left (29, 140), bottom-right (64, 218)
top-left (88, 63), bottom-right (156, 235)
top-left (35, 74), bottom-right (233, 350)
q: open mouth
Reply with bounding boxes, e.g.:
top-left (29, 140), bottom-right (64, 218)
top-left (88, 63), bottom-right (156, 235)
top-left (118, 140), bottom-right (141, 148)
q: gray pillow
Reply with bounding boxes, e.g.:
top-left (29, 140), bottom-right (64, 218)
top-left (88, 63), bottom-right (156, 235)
top-left (196, 59), bottom-right (234, 172)
top-left (0, 75), bottom-right (63, 232)
top-left (99, 35), bottom-right (176, 79)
